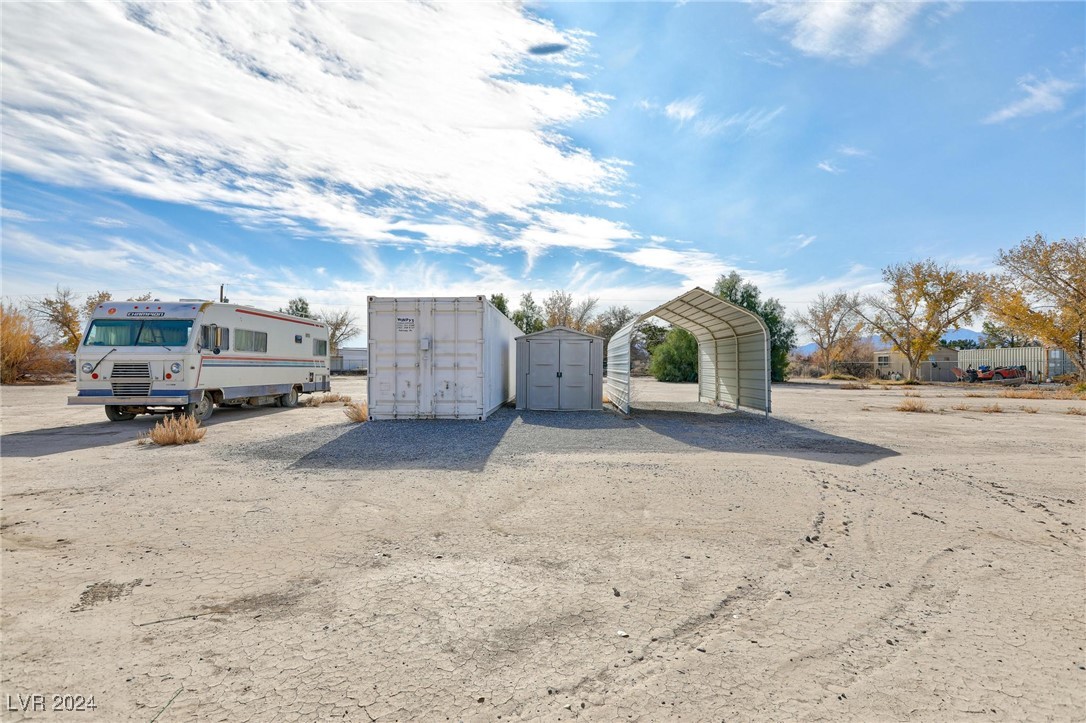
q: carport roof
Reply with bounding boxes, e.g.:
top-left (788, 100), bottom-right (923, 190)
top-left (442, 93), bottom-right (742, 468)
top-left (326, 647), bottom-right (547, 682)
top-left (637, 287), bottom-right (766, 341)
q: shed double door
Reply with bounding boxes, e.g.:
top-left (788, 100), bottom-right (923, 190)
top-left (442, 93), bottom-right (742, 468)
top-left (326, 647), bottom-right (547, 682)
top-left (527, 338), bottom-right (592, 410)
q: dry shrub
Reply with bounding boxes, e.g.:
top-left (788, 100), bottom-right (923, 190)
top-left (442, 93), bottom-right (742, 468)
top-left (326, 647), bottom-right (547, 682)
top-left (1, 303), bottom-right (70, 384)
top-left (841, 382), bottom-right (869, 390)
top-left (304, 392), bottom-right (353, 407)
top-left (1022, 406), bottom-right (1039, 414)
top-left (896, 398), bottom-right (930, 413)
top-left (860, 405), bottom-right (872, 411)
top-left (903, 391), bottom-right (920, 398)
top-left (344, 401), bottom-right (369, 423)
top-left (142, 415), bottom-right (206, 445)
top-left (950, 403), bottom-right (970, 411)
top-left (1000, 388), bottom-right (1080, 400)
top-left (1066, 407), bottom-right (1086, 416)
top-left (964, 392), bottom-right (985, 398)
top-left (980, 403), bottom-right (1002, 414)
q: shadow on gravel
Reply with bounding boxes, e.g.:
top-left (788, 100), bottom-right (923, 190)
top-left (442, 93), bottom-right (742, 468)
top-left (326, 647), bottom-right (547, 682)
top-left (287, 405), bottom-right (896, 471)
top-left (291, 412), bottom-right (518, 472)
top-left (0, 405), bottom-right (294, 458)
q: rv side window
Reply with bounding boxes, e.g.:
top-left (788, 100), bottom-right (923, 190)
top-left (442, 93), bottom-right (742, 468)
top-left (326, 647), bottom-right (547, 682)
top-left (313, 339), bottom-right (328, 356)
top-left (199, 325), bottom-right (229, 350)
top-left (235, 329), bottom-right (268, 353)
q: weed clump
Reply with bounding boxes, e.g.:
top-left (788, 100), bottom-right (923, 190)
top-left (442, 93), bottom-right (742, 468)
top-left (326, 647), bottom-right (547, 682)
top-left (344, 401), bottom-right (369, 423)
top-left (981, 403), bottom-right (1003, 414)
top-left (896, 398), bottom-right (930, 413)
top-left (138, 415), bottom-right (206, 446)
top-left (1066, 407), bottom-right (1086, 416)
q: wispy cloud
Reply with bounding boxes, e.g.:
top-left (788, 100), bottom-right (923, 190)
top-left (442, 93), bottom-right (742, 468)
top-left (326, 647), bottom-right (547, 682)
top-left (793, 234), bottom-right (816, 250)
top-left (664, 96), bottom-right (703, 124)
top-left (0, 2), bottom-right (624, 265)
top-left (817, 160), bottom-right (843, 174)
top-left (983, 76), bottom-right (1080, 124)
top-left (641, 96), bottom-right (784, 138)
top-left (837, 145), bottom-right (871, 158)
top-left (756, 2), bottom-right (926, 62)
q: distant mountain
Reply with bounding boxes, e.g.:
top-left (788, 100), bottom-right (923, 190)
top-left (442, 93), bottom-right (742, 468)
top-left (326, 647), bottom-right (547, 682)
top-left (792, 329), bottom-right (983, 356)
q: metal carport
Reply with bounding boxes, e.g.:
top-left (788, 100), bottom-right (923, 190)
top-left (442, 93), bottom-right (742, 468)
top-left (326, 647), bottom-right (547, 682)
top-left (605, 287), bottom-right (771, 416)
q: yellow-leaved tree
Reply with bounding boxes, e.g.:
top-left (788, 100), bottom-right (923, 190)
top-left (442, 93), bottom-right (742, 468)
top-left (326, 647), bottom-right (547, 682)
top-left (793, 291), bottom-right (863, 372)
top-left (989, 234), bottom-right (1085, 380)
top-left (855, 260), bottom-right (989, 382)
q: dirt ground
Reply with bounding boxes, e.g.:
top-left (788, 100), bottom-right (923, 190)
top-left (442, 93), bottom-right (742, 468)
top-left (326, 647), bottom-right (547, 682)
top-left (1, 378), bottom-right (1084, 721)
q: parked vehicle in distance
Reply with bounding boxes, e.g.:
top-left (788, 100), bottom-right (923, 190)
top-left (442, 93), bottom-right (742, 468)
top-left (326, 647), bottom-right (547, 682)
top-left (960, 364), bottom-right (1027, 385)
top-left (69, 300), bottom-right (331, 422)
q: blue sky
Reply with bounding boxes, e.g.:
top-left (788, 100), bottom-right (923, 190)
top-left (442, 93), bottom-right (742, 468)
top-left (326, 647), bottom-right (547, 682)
top-left (2, 2), bottom-right (1083, 343)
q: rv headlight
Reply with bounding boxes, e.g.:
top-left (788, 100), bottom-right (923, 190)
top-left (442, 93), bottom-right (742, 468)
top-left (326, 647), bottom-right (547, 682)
top-left (81, 362), bottom-right (94, 374)
top-left (170, 362), bottom-right (182, 374)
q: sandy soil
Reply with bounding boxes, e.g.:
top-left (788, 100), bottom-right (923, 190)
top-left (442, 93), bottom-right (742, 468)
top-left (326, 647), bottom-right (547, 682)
top-left (1, 378), bottom-right (1084, 721)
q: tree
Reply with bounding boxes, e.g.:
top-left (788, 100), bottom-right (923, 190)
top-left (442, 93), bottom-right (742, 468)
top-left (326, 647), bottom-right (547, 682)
top-left (648, 327), bottom-right (699, 382)
top-left (1, 302), bottom-right (69, 383)
top-left (989, 234), bottom-right (1085, 379)
top-left (632, 321), bottom-right (669, 369)
top-left (941, 338), bottom-right (979, 350)
top-left (855, 260), bottom-right (989, 382)
top-left (591, 305), bottom-right (637, 343)
top-left (83, 291), bottom-right (112, 319)
top-left (489, 294), bottom-right (510, 317)
top-left (793, 292), bottom-right (862, 370)
top-left (980, 320), bottom-right (1024, 348)
top-left (543, 290), bottom-right (574, 328)
top-left (280, 297), bottom-right (313, 319)
top-left (511, 293), bottom-right (545, 334)
top-left (570, 297), bottom-right (599, 331)
top-left (127, 292), bottom-right (154, 302)
top-left (318, 308), bottom-right (360, 354)
top-left (713, 272), bottom-right (797, 382)
top-left (29, 286), bottom-right (83, 353)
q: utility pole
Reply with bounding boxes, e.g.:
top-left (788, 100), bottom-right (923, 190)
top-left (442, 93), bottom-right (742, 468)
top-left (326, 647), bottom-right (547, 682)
top-left (219, 284), bottom-right (227, 303)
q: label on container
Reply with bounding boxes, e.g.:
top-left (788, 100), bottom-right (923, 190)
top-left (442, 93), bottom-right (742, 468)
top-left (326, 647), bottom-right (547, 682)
top-left (396, 317), bottom-right (415, 332)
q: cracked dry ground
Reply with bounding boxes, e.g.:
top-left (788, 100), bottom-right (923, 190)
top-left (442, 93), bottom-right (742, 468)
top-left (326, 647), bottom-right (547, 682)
top-left (1, 379), bottom-right (1084, 721)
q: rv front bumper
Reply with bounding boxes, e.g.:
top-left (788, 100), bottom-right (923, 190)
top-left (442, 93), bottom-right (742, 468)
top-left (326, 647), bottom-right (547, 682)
top-left (68, 392), bottom-right (198, 406)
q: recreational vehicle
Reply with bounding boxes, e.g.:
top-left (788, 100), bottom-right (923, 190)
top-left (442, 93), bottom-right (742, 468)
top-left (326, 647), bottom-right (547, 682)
top-left (68, 300), bottom-right (331, 422)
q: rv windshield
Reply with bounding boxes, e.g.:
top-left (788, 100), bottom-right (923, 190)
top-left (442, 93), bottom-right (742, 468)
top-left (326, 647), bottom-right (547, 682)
top-left (83, 319), bottom-right (194, 347)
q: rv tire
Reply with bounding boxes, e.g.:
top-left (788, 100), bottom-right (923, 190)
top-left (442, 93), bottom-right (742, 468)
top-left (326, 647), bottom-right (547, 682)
top-left (105, 405), bottom-right (136, 422)
top-left (182, 393), bottom-right (214, 422)
top-left (278, 388), bottom-right (299, 408)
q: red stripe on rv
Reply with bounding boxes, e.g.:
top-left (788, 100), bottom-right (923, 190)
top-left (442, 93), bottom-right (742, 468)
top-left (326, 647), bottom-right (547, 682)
top-left (235, 309), bottom-right (325, 328)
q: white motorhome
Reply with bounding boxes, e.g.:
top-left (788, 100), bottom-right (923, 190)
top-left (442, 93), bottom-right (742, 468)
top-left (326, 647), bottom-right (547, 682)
top-left (68, 300), bottom-right (331, 422)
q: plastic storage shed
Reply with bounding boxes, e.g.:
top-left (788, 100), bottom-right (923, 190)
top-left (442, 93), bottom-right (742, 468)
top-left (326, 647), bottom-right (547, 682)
top-left (516, 326), bottom-right (604, 411)
top-left (605, 287), bottom-right (771, 416)
top-left (367, 296), bottom-right (519, 420)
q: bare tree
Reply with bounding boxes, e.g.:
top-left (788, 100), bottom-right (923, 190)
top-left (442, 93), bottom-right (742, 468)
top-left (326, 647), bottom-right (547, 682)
top-left (28, 286), bottom-right (83, 352)
top-left (794, 292), bottom-right (862, 371)
top-left (571, 297), bottom-right (599, 331)
top-left (318, 308), bottom-right (360, 354)
top-left (855, 260), bottom-right (989, 381)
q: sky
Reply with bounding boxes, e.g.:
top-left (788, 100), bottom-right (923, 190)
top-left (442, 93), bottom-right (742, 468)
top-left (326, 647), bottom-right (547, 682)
top-left (2, 1), bottom-right (1083, 345)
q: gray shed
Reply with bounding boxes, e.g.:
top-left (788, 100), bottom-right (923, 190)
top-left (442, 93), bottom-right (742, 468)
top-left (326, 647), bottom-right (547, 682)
top-left (516, 326), bottom-right (604, 411)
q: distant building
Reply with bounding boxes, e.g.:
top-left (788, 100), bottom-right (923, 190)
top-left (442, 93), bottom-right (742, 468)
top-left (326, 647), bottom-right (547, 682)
top-left (331, 346), bottom-right (368, 373)
top-left (957, 346), bottom-right (1074, 381)
top-left (874, 346), bottom-right (958, 382)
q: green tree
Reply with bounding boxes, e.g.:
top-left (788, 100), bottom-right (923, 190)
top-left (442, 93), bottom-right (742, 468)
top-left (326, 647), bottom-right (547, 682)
top-left (855, 260), bottom-right (989, 382)
top-left (511, 293), bottom-right (545, 334)
top-left (980, 320), bottom-right (1024, 348)
top-left (648, 327), bottom-right (699, 382)
top-left (280, 297), bottom-right (313, 319)
top-left (712, 272), bottom-right (797, 382)
top-left (489, 294), bottom-right (510, 317)
top-left (940, 338), bottom-right (979, 350)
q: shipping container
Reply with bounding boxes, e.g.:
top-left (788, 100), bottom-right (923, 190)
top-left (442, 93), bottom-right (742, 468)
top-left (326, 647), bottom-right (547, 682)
top-left (367, 296), bottom-right (519, 420)
top-left (957, 347), bottom-right (1073, 381)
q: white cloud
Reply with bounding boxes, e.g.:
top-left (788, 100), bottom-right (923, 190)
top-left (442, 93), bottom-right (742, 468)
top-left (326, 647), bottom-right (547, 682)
top-left (513, 211), bottom-right (637, 271)
top-left (757, 2), bottom-right (925, 62)
top-left (837, 145), bottom-right (870, 157)
top-left (817, 160), bottom-right (843, 174)
top-left (0, 207), bottom-right (39, 222)
top-left (983, 76), bottom-right (1080, 124)
top-left (793, 234), bottom-right (816, 250)
top-left (665, 96), bottom-right (703, 124)
top-left (0, 2), bottom-right (623, 257)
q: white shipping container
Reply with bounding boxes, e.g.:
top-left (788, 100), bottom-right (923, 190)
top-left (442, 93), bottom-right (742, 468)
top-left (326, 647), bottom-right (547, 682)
top-left (367, 296), bottom-right (519, 420)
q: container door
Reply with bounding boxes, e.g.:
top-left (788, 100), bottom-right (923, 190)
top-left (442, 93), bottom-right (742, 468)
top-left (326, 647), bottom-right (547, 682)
top-left (431, 300), bottom-right (483, 418)
top-left (368, 301), bottom-right (425, 417)
top-left (527, 339), bottom-right (560, 410)
top-left (558, 339), bottom-right (592, 410)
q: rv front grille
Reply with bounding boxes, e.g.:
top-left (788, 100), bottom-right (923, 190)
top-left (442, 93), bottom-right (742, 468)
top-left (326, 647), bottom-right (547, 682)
top-left (111, 382), bottom-right (151, 397)
top-left (110, 362), bottom-right (151, 378)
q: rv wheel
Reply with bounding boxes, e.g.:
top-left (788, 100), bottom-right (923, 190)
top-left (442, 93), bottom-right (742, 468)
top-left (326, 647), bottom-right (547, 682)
top-left (182, 393), bottom-right (214, 422)
top-left (278, 388), bottom-right (299, 408)
top-left (105, 405), bottom-right (136, 422)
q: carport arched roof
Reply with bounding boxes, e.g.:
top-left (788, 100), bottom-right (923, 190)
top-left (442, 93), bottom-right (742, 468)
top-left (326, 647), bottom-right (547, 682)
top-left (605, 287), bottom-right (771, 415)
